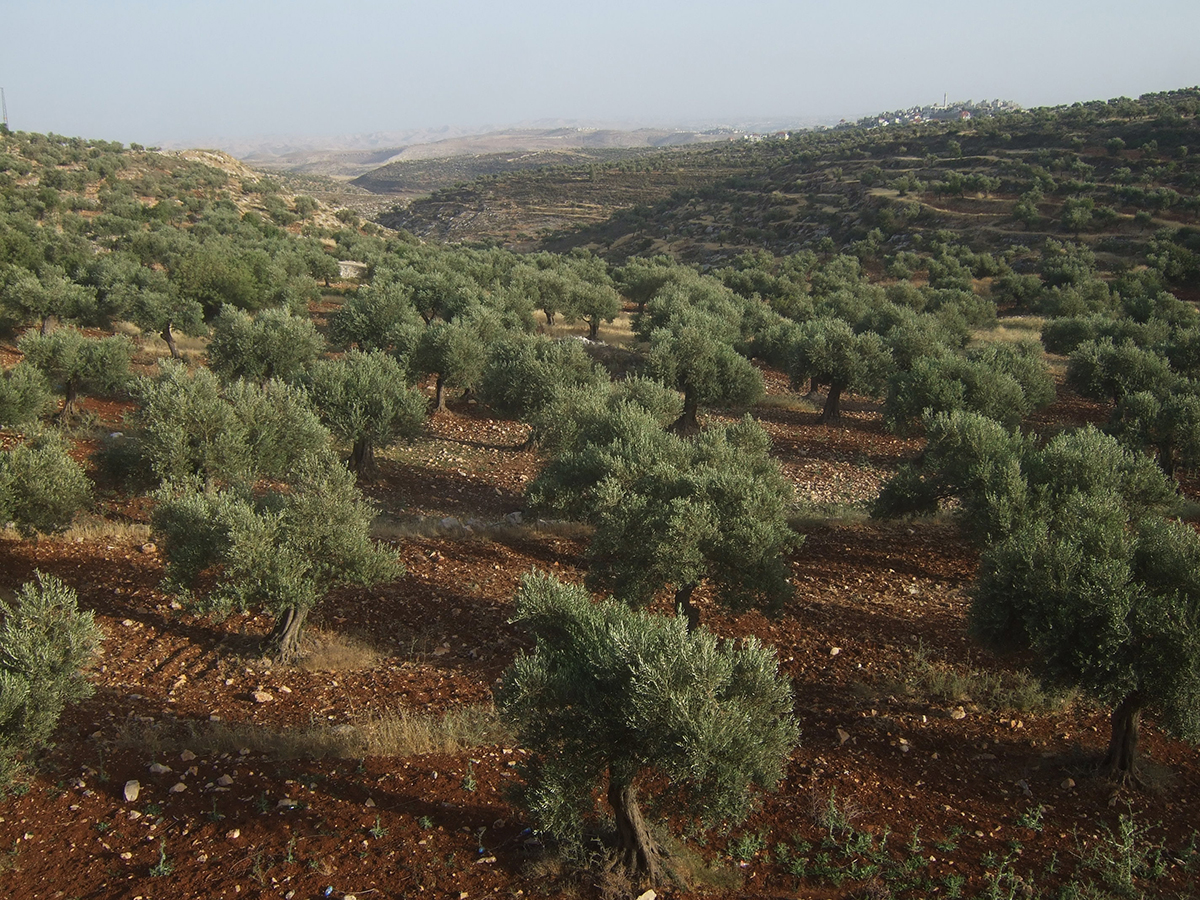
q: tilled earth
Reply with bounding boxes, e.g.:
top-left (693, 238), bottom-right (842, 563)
top-left (0, 375), bottom-right (1198, 900)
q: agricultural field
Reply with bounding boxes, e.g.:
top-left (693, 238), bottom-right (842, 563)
top-left (1, 89), bottom-right (1200, 900)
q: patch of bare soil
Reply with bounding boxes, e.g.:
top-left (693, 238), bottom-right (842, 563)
top-left (0, 371), bottom-right (1197, 900)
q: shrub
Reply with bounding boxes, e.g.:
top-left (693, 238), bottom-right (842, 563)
top-left (0, 572), bottom-right (102, 784)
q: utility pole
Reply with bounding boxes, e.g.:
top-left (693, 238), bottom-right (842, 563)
top-left (1, 87), bottom-right (8, 130)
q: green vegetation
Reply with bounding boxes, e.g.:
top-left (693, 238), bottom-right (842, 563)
top-left (498, 571), bottom-right (797, 882)
top-left (0, 572), bottom-right (102, 784)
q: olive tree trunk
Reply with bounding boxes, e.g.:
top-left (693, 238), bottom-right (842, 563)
top-left (1100, 693), bottom-right (1142, 784)
top-left (674, 582), bottom-right (700, 633)
top-left (671, 387), bottom-right (701, 436)
top-left (821, 379), bottom-right (846, 422)
top-left (161, 323), bottom-right (181, 360)
top-left (263, 605), bottom-right (309, 664)
top-left (348, 436), bottom-right (376, 478)
top-left (607, 776), bottom-right (664, 884)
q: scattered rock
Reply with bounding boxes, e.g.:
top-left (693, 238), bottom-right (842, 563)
top-left (278, 685), bottom-right (292, 694)
top-left (1061, 778), bottom-right (1076, 790)
top-left (950, 707), bottom-right (967, 720)
top-left (169, 782), bottom-right (187, 793)
top-left (829, 646), bottom-right (841, 656)
top-left (140, 542), bottom-right (156, 554)
top-left (180, 750), bottom-right (196, 762)
top-left (837, 728), bottom-right (850, 745)
top-left (505, 511), bottom-right (523, 525)
top-left (251, 690), bottom-right (274, 704)
top-left (149, 763), bottom-right (172, 775)
top-left (276, 798), bottom-right (298, 809)
top-left (226, 828), bottom-right (240, 839)
top-left (128, 810), bottom-right (142, 821)
top-left (120, 851), bottom-right (133, 860)
top-left (217, 774), bottom-right (234, 787)
top-left (123, 780), bottom-right (140, 802)
top-left (635, 891), bottom-right (657, 900)
top-left (364, 797), bottom-right (375, 808)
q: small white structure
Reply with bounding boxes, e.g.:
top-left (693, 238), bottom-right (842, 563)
top-left (338, 260), bottom-right (368, 280)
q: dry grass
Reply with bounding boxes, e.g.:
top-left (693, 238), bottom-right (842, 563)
top-left (296, 629), bottom-right (381, 672)
top-left (116, 704), bottom-right (510, 761)
top-left (113, 320), bottom-right (208, 365)
top-left (59, 515), bottom-right (152, 545)
top-left (542, 310), bottom-right (639, 349)
top-left (970, 316), bottom-right (1045, 346)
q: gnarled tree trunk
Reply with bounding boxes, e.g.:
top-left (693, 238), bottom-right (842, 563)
top-left (161, 323), bottom-right (181, 360)
top-left (674, 582), bottom-right (700, 633)
top-left (607, 775), bottom-right (664, 884)
top-left (434, 373), bottom-right (447, 412)
top-left (821, 379), bottom-right (846, 422)
top-left (671, 387), bottom-right (700, 437)
top-left (1100, 693), bottom-right (1142, 784)
top-left (263, 605), bottom-right (308, 664)
top-left (348, 436), bottom-right (376, 478)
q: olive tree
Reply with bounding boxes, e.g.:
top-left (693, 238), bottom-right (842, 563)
top-left (206, 305), bottom-right (324, 384)
top-left (788, 317), bottom-right (892, 421)
top-left (0, 572), bottom-right (103, 784)
top-left (876, 412), bottom-right (1196, 781)
top-left (0, 364), bottom-right (54, 426)
top-left (0, 432), bottom-right (92, 536)
top-left (306, 350), bottom-right (427, 476)
top-left (529, 411), bottom-right (798, 629)
top-left (497, 571), bottom-right (797, 883)
top-left (17, 327), bottom-right (133, 417)
top-left (153, 454), bottom-right (398, 662)
top-left (131, 362), bottom-right (329, 489)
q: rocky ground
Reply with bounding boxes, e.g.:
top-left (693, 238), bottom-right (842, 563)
top-left (0, 361), bottom-right (1198, 900)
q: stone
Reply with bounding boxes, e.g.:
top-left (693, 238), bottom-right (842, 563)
top-left (837, 728), bottom-right (850, 745)
top-left (149, 763), bottom-right (172, 775)
top-left (140, 542), bottom-right (156, 554)
top-left (950, 707), bottom-right (967, 720)
top-left (217, 774), bottom-right (234, 787)
top-left (169, 782), bottom-right (187, 793)
top-left (128, 810), bottom-right (142, 821)
top-left (251, 690), bottom-right (274, 704)
top-left (226, 829), bottom-right (241, 840)
top-left (1061, 778), bottom-right (1076, 790)
top-left (364, 797), bottom-right (375, 808)
top-left (180, 750), bottom-right (196, 762)
top-left (123, 780), bottom-right (140, 802)
top-left (636, 891), bottom-right (658, 900)
top-left (505, 511), bottom-right (523, 525)
top-left (829, 646), bottom-right (841, 656)
top-left (120, 851), bottom-right (133, 860)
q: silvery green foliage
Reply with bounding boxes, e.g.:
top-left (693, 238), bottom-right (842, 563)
top-left (206, 305), bottom-right (323, 384)
top-left (0, 363), bottom-right (54, 427)
top-left (0, 431), bottom-right (91, 536)
top-left (498, 571), bottom-right (797, 855)
top-left (529, 412), bottom-right (798, 614)
top-left (132, 362), bottom-right (328, 489)
top-left (0, 572), bottom-right (102, 783)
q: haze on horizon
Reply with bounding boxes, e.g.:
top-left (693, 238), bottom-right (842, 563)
top-left (4, 0), bottom-right (1198, 150)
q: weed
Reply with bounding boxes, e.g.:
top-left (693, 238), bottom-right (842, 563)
top-left (1016, 803), bottom-right (1047, 832)
top-left (143, 802), bottom-right (162, 818)
top-left (208, 799), bottom-right (225, 822)
top-left (285, 837), bottom-right (296, 864)
top-left (418, 815), bottom-right (434, 830)
top-left (462, 761), bottom-right (477, 793)
top-left (729, 830), bottom-right (766, 862)
top-left (7, 781), bottom-right (29, 798)
top-left (369, 815), bottom-right (388, 839)
top-left (942, 873), bottom-right (966, 898)
top-left (907, 824), bottom-right (923, 854)
top-left (1078, 811), bottom-right (1167, 896)
top-left (979, 851), bottom-right (1028, 900)
top-left (149, 839), bottom-right (173, 877)
top-left (935, 825), bottom-right (963, 853)
top-left (812, 785), bottom-right (860, 838)
top-left (254, 792), bottom-right (271, 813)
top-left (95, 821), bottom-right (110, 833)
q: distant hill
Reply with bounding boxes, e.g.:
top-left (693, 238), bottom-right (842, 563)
top-left (235, 126), bottom-right (760, 185)
top-left (380, 88), bottom-right (1200, 269)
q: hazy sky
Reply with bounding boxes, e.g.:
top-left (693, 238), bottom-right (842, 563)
top-left (3, 0), bottom-right (1198, 146)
